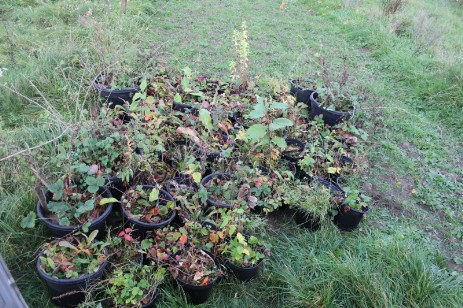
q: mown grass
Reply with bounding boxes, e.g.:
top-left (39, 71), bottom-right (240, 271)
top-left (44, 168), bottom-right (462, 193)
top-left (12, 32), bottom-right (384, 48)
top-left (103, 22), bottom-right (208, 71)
top-left (1, 0), bottom-right (463, 307)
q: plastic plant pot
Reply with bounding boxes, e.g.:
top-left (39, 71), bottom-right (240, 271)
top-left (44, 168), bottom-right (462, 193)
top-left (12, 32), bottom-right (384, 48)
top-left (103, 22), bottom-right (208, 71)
top-left (200, 173), bottom-right (233, 209)
top-left (333, 206), bottom-right (370, 231)
top-left (310, 91), bottom-right (353, 126)
top-left (293, 209), bottom-right (321, 232)
top-left (121, 185), bottom-right (177, 236)
top-left (92, 75), bottom-right (140, 109)
top-left (36, 188), bottom-right (114, 239)
top-left (282, 139), bottom-right (306, 163)
top-left (289, 79), bottom-right (316, 105)
top-left (225, 259), bottom-right (263, 282)
top-left (141, 286), bottom-right (160, 308)
top-left (36, 250), bottom-right (108, 308)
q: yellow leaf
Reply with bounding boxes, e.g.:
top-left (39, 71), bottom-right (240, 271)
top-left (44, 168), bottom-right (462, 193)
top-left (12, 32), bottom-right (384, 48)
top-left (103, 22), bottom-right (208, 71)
top-left (242, 249), bottom-right (250, 256)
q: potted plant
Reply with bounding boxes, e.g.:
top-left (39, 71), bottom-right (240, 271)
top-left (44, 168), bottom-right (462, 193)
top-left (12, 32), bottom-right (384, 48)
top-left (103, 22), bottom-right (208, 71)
top-left (332, 187), bottom-right (371, 231)
top-left (36, 174), bottom-right (115, 238)
top-left (93, 73), bottom-right (141, 108)
top-left (107, 227), bottom-right (143, 267)
top-left (282, 180), bottom-right (333, 231)
top-left (121, 185), bottom-right (177, 235)
top-left (36, 230), bottom-right (108, 307)
top-left (169, 246), bottom-right (222, 305)
top-left (105, 264), bottom-right (165, 308)
top-left (221, 233), bottom-right (270, 282)
top-left (289, 79), bottom-right (316, 105)
top-left (310, 87), bottom-right (356, 126)
top-left (200, 173), bottom-right (238, 209)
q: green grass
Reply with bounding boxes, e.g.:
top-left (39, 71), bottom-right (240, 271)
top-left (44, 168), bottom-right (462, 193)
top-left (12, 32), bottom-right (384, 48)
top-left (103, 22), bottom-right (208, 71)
top-left (1, 0), bottom-right (463, 306)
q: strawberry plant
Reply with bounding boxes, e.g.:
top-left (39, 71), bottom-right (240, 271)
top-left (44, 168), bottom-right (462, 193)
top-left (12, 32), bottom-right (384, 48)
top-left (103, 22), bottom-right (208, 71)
top-left (223, 233), bottom-right (270, 268)
top-left (45, 174), bottom-right (115, 226)
top-left (38, 230), bottom-right (108, 279)
top-left (106, 264), bottom-right (165, 307)
top-left (121, 186), bottom-right (176, 223)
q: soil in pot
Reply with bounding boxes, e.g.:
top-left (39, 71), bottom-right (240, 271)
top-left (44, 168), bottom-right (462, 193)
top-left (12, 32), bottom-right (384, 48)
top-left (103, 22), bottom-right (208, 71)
top-left (282, 139), bottom-right (306, 162)
top-left (173, 248), bottom-right (221, 305)
top-left (121, 185), bottom-right (177, 236)
top-left (310, 91), bottom-right (353, 126)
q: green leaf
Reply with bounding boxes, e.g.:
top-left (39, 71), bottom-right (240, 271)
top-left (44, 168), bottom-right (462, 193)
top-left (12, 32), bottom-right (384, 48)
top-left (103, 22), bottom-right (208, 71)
top-left (20, 212), bottom-right (36, 229)
top-left (87, 185), bottom-right (99, 194)
top-left (199, 109), bottom-right (213, 131)
top-left (229, 225), bottom-right (237, 237)
top-left (246, 124), bottom-right (267, 141)
top-left (182, 66), bottom-right (192, 77)
top-left (248, 236), bottom-right (259, 245)
top-left (140, 79), bottom-right (148, 92)
top-left (100, 197), bottom-right (118, 205)
top-left (181, 76), bottom-right (189, 90)
top-left (269, 118), bottom-right (293, 131)
top-left (248, 100), bottom-right (266, 119)
top-left (192, 172), bottom-right (202, 184)
top-left (174, 93), bottom-right (182, 103)
top-left (88, 229), bottom-right (99, 244)
top-left (59, 241), bottom-right (78, 250)
top-left (271, 136), bottom-right (287, 149)
top-left (149, 189), bottom-right (159, 202)
top-left (270, 102), bottom-right (289, 110)
top-left (82, 222), bottom-right (91, 233)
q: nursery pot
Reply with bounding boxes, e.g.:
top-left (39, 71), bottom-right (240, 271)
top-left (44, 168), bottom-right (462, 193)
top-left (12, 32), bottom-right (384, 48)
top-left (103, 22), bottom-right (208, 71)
top-left (36, 188), bottom-right (114, 238)
top-left (176, 250), bottom-right (220, 305)
top-left (121, 185), bottom-right (177, 236)
top-left (333, 206), bottom-right (370, 232)
top-left (200, 173), bottom-right (233, 209)
top-left (293, 209), bottom-right (321, 232)
top-left (36, 250), bottom-right (108, 307)
top-left (172, 101), bottom-right (200, 115)
top-left (282, 139), bottom-right (305, 163)
top-left (310, 92), bottom-right (353, 126)
top-left (289, 79), bottom-right (316, 105)
top-left (225, 259), bottom-right (263, 282)
top-left (104, 177), bottom-right (128, 201)
top-left (92, 75), bottom-right (140, 109)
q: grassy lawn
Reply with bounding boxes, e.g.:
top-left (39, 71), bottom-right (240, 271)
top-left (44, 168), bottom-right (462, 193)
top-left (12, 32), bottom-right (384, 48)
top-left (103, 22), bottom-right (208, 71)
top-left (1, 0), bottom-right (463, 307)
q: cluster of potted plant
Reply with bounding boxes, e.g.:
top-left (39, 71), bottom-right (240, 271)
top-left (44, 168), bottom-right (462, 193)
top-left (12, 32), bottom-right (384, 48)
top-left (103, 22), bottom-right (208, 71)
top-left (31, 65), bottom-right (371, 306)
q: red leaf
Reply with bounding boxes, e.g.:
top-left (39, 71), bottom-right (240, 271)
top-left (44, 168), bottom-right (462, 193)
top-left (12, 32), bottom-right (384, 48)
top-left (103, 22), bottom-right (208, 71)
top-left (179, 234), bottom-right (188, 245)
top-left (124, 234), bottom-right (133, 242)
top-left (118, 231), bottom-right (125, 237)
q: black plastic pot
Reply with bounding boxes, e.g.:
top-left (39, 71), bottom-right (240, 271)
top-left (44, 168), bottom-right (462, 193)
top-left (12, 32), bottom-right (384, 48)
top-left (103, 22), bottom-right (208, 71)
top-left (200, 173), bottom-right (233, 209)
top-left (225, 259), bottom-right (263, 282)
top-left (121, 185), bottom-right (177, 236)
top-left (333, 206), bottom-right (370, 231)
top-left (105, 177), bottom-right (128, 201)
top-left (36, 250), bottom-right (108, 307)
top-left (310, 92), bottom-right (353, 126)
top-left (289, 79), bottom-right (316, 105)
top-left (173, 101), bottom-right (200, 115)
top-left (316, 178), bottom-right (343, 193)
top-left (282, 139), bottom-right (305, 162)
top-left (92, 76), bottom-right (140, 109)
top-left (176, 250), bottom-right (220, 305)
top-left (36, 188), bottom-right (114, 238)
top-left (293, 209), bottom-right (321, 231)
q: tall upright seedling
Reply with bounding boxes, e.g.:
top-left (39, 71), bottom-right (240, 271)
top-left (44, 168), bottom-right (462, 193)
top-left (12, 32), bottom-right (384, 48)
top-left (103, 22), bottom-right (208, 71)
top-left (230, 21), bottom-right (250, 90)
top-left (245, 96), bottom-right (293, 165)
